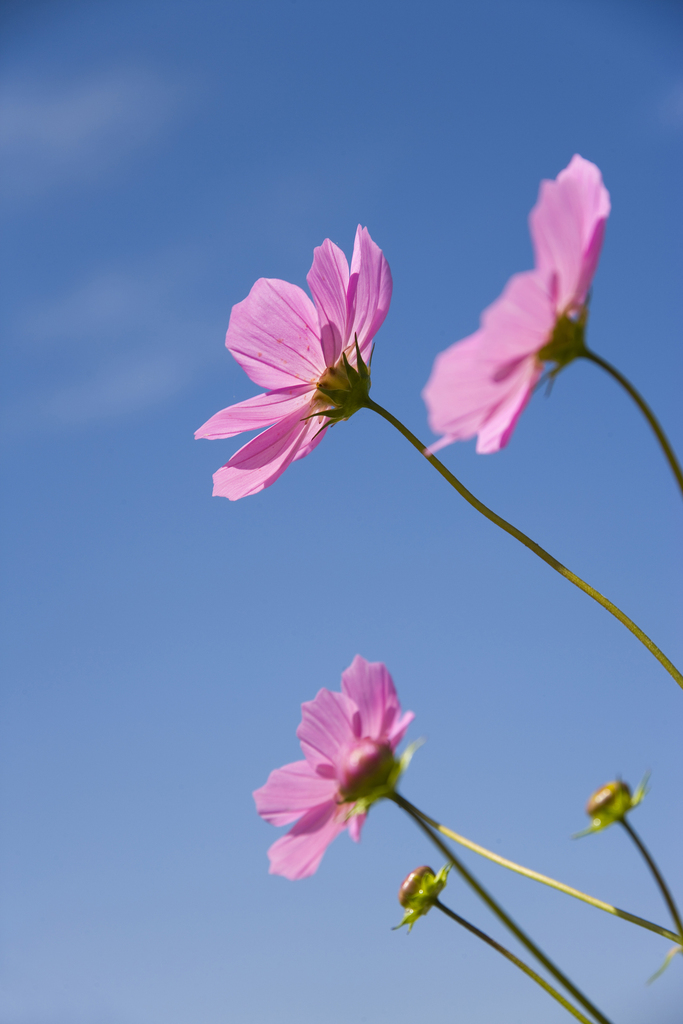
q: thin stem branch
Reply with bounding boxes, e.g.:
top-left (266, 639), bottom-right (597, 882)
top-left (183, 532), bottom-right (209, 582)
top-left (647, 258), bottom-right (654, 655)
top-left (583, 350), bottom-right (683, 501)
top-left (391, 792), bottom-right (613, 1024)
top-left (434, 900), bottom-right (595, 1024)
top-left (409, 804), bottom-right (678, 943)
top-left (364, 397), bottom-right (683, 691)
top-left (620, 818), bottom-right (683, 946)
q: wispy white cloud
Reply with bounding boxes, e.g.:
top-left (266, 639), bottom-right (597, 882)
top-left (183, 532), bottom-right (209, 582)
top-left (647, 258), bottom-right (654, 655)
top-left (43, 352), bottom-right (189, 424)
top-left (658, 82), bottom-right (683, 131)
top-left (2, 248), bottom-right (226, 434)
top-left (0, 68), bottom-right (183, 200)
top-left (2, 349), bottom-right (197, 435)
top-left (22, 270), bottom-right (177, 348)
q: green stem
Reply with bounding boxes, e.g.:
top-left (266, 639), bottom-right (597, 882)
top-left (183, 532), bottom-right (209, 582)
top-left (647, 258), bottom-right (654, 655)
top-left (410, 804), bottom-right (678, 943)
top-left (391, 792), bottom-right (613, 1024)
top-left (582, 350), bottom-right (683, 501)
top-left (620, 819), bottom-right (683, 946)
top-left (434, 899), bottom-right (596, 1024)
top-left (364, 397), bottom-right (683, 692)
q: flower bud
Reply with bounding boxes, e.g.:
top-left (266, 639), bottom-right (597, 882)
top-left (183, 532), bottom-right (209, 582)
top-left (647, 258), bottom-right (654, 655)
top-left (398, 865), bottom-right (435, 907)
top-left (394, 864), bottom-right (450, 931)
top-left (586, 780), bottom-right (631, 821)
top-left (574, 773), bottom-right (649, 838)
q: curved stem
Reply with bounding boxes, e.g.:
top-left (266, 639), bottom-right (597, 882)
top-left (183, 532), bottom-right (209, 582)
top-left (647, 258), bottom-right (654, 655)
top-left (409, 804), bottom-right (678, 943)
top-left (391, 792), bottom-right (613, 1024)
top-left (620, 819), bottom-right (683, 946)
top-left (434, 900), bottom-right (595, 1023)
top-left (364, 397), bottom-right (683, 691)
top-left (583, 350), bottom-right (683, 501)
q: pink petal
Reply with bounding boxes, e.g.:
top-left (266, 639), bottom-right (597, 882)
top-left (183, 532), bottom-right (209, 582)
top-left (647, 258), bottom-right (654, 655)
top-left (266, 801), bottom-right (346, 880)
top-left (306, 238), bottom-right (350, 368)
top-left (297, 687), bottom-right (358, 773)
top-left (474, 355), bottom-right (541, 453)
top-left (388, 710), bottom-right (415, 749)
top-left (347, 226), bottom-right (393, 361)
top-left (347, 812), bottom-right (366, 843)
top-left (292, 422), bottom-right (328, 461)
top-left (211, 405), bottom-right (321, 501)
top-left (480, 271), bottom-right (555, 357)
top-left (577, 217), bottom-right (607, 309)
top-left (422, 331), bottom-right (493, 446)
top-left (529, 154), bottom-right (610, 313)
top-left (253, 759), bottom-right (338, 827)
top-left (226, 278), bottom-right (326, 390)
top-left (194, 385), bottom-right (313, 439)
top-left (422, 272), bottom-right (551, 453)
top-left (340, 655), bottom-right (403, 742)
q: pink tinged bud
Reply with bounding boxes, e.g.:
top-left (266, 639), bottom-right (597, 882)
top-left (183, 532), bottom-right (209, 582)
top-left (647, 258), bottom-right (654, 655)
top-left (338, 738), bottom-right (395, 801)
top-left (574, 775), bottom-right (649, 839)
top-left (586, 780), bottom-right (631, 818)
top-left (398, 866), bottom-right (435, 907)
top-left (394, 863), bottom-right (449, 931)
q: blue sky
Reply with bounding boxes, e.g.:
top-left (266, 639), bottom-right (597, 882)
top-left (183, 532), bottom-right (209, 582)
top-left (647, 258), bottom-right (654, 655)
top-left (0, 1), bottom-right (682, 1022)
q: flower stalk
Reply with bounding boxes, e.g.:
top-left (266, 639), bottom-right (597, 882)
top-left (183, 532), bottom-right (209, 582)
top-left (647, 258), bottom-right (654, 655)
top-left (582, 349), bottom-right (683, 501)
top-left (434, 899), bottom-right (597, 1024)
top-left (391, 791), bottom-right (614, 1024)
top-left (406, 801), bottom-right (678, 943)
top-left (363, 396), bottom-right (683, 691)
top-left (620, 818), bottom-right (683, 948)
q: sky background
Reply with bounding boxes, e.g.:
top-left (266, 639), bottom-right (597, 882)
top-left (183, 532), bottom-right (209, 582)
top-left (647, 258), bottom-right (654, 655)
top-left (0, 1), bottom-right (682, 1022)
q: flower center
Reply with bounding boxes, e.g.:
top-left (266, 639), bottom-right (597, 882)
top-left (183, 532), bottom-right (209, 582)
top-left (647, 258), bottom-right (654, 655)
top-left (338, 738), bottom-right (395, 801)
top-left (537, 308), bottom-right (587, 369)
top-left (312, 340), bottom-right (372, 424)
top-left (316, 362), bottom-right (353, 405)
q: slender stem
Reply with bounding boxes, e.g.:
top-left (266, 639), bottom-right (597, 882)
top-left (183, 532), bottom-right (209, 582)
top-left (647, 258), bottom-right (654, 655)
top-left (434, 900), bottom-right (595, 1024)
top-left (409, 804), bottom-right (678, 943)
top-left (364, 397), bottom-right (683, 691)
top-left (620, 818), bottom-right (683, 946)
top-left (391, 792), bottom-right (613, 1024)
top-left (583, 350), bottom-right (683, 500)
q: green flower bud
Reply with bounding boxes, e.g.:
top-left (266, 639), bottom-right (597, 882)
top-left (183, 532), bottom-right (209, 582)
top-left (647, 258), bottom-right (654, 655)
top-left (398, 865), bottom-right (435, 907)
top-left (586, 780), bottom-right (632, 821)
top-left (394, 864), bottom-right (450, 932)
top-left (574, 773), bottom-right (649, 838)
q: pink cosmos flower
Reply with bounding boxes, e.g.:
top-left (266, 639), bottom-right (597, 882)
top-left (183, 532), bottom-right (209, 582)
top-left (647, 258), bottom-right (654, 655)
top-left (253, 655), bottom-right (414, 880)
top-left (195, 227), bottom-right (392, 499)
top-left (422, 155), bottom-right (611, 454)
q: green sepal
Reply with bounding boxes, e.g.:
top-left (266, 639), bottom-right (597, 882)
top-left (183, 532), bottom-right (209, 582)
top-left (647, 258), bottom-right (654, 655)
top-left (394, 864), bottom-right (451, 932)
top-left (630, 771), bottom-right (650, 809)
top-left (573, 772), bottom-right (650, 838)
top-left (396, 737), bottom-right (424, 777)
top-left (301, 404), bottom-right (342, 423)
top-left (647, 944), bottom-right (682, 985)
